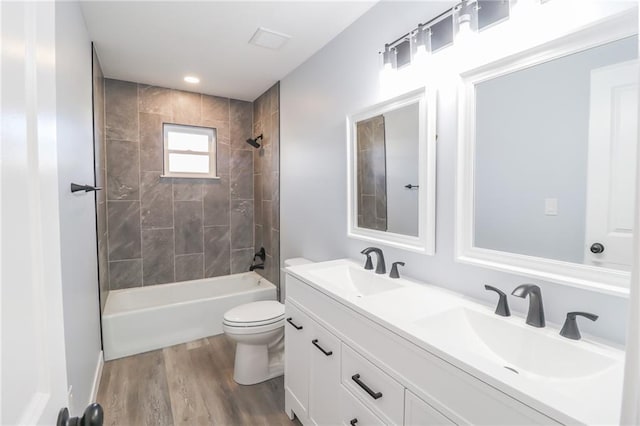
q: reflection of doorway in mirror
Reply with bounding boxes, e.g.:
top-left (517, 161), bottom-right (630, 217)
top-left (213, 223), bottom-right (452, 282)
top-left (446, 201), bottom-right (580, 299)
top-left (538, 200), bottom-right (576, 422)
top-left (385, 103), bottom-right (419, 237)
top-left (585, 60), bottom-right (638, 270)
top-left (356, 115), bottom-right (388, 231)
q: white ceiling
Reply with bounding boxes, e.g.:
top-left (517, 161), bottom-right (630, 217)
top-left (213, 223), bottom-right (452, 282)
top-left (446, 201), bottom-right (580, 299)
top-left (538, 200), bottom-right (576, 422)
top-left (80, 1), bottom-right (377, 101)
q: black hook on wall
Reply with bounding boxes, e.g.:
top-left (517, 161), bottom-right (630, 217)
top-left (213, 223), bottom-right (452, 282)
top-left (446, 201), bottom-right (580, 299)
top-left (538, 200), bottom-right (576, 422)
top-left (70, 183), bottom-right (102, 193)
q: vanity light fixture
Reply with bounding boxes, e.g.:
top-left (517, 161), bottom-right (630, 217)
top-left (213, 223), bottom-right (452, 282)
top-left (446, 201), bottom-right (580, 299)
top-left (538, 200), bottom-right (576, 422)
top-left (184, 75), bottom-right (200, 84)
top-left (382, 44), bottom-right (396, 70)
top-left (379, 0), bottom-right (525, 70)
top-left (414, 23), bottom-right (430, 56)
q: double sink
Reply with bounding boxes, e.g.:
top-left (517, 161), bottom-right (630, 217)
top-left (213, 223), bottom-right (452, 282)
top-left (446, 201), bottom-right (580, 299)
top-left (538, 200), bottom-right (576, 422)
top-left (294, 258), bottom-right (624, 423)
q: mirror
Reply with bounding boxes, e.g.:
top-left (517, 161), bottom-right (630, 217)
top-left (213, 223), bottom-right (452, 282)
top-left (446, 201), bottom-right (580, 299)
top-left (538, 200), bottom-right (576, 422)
top-left (457, 19), bottom-right (638, 293)
top-left (348, 88), bottom-right (436, 254)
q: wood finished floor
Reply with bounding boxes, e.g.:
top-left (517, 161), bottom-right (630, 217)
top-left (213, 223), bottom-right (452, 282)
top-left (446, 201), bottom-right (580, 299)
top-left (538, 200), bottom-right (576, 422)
top-left (97, 335), bottom-right (302, 426)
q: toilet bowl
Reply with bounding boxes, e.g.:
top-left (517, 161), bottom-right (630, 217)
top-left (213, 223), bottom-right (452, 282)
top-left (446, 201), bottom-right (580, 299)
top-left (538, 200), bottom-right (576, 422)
top-left (223, 300), bottom-right (285, 385)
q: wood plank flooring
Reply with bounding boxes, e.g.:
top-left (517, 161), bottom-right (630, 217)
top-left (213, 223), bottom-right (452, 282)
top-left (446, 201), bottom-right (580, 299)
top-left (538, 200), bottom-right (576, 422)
top-left (97, 335), bottom-right (301, 426)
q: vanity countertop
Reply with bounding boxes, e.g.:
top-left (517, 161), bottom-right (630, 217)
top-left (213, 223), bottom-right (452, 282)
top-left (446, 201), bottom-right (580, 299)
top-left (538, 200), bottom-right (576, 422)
top-left (286, 258), bottom-right (625, 426)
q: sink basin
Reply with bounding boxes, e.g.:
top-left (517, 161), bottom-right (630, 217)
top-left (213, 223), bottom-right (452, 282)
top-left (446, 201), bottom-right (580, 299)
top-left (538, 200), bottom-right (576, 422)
top-left (306, 263), bottom-right (404, 298)
top-left (413, 307), bottom-right (618, 380)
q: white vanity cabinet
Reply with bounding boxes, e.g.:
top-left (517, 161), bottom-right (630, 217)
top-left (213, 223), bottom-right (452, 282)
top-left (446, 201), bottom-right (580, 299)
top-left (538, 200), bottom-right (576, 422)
top-left (285, 273), bottom-right (560, 426)
top-left (284, 300), bottom-right (342, 426)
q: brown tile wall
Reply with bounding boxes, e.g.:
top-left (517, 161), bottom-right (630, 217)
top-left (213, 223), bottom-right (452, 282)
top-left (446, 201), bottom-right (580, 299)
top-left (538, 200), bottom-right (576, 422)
top-left (104, 78), bottom-right (255, 289)
top-left (93, 47), bottom-right (108, 311)
top-left (252, 83), bottom-right (280, 290)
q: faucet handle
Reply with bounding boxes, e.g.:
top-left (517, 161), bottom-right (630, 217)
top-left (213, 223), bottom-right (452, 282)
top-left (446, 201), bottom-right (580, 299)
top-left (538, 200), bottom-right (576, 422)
top-left (361, 250), bottom-right (373, 270)
top-left (560, 312), bottom-right (599, 340)
top-left (389, 262), bottom-right (405, 279)
top-left (484, 285), bottom-right (511, 317)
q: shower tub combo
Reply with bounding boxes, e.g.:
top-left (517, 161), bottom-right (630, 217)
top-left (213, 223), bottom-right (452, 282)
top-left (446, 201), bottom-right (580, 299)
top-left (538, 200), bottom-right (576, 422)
top-left (102, 272), bottom-right (277, 360)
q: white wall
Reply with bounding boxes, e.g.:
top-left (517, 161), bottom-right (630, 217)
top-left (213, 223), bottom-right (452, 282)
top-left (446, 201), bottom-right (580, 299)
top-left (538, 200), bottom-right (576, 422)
top-left (55, 2), bottom-right (102, 414)
top-left (384, 103), bottom-right (419, 236)
top-left (281, 1), bottom-right (637, 344)
top-left (474, 36), bottom-right (637, 264)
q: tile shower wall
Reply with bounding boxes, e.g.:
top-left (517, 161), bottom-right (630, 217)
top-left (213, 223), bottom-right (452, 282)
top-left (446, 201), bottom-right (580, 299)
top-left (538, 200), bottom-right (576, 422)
top-left (356, 115), bottom-right (387, 231)
top-left (104, 79), bottom-right (254, 289)
top-left (253, 83), bottom-right (280, 288)
top-left (92, 47), bottom-right (108, 312)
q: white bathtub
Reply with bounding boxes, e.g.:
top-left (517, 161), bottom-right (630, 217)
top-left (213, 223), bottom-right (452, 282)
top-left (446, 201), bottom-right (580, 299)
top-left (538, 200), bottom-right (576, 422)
top-left (102, 272), bottom-right (276, 360)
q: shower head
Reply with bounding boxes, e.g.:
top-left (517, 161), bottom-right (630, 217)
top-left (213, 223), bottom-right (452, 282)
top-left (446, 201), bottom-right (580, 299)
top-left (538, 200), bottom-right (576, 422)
top-left (246, 134), bottom-right (263, 148)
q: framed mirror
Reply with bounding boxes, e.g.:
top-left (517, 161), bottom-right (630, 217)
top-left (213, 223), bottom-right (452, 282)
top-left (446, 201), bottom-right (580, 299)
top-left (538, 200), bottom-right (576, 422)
top-left (456, 12), bottom-right (638, 295)
top-left (347, 88), bottom-right (436, 254)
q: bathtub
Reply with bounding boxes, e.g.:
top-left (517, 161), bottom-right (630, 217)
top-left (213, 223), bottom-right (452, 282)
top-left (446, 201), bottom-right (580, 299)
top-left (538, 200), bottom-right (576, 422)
top-left (102, 272), bottom-right (276, 360)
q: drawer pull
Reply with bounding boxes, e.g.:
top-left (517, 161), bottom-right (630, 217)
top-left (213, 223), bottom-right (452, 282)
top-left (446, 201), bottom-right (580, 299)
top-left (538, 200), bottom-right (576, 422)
top-left (311, 339), bottom-right (333, 356)
top-left (286, 317), bottom-right (303, 330)
top-left (350, 419), bottom-right (358, 425)
top-left (351, 374), bottom-right (383, 400)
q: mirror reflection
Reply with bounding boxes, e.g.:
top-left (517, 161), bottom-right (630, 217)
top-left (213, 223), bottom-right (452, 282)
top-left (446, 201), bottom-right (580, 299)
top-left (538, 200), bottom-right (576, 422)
top-left (356, 103), bottom-right (419, 236)
top-left (473, 35), bottom-right (638, 270)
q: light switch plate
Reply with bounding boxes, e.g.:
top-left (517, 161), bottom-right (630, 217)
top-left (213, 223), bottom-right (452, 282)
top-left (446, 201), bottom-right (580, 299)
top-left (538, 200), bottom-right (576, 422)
top-left (545, 198), bottom-right (558, 215)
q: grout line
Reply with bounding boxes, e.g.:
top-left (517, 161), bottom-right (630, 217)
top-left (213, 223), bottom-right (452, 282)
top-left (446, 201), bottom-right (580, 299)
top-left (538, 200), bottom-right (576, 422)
top-left (171, 95), bottom-right (177, 283)
top-left (136, 84), bottom-right (144, 287)
top-left (103, 76), bottom-right (112, 291)
top-left (202, 175), bottom-right (205, 279)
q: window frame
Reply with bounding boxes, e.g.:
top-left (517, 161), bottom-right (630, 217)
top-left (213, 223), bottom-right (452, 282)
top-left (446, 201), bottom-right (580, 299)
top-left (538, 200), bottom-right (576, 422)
top-left (162, 122), bottom-right (218, 179)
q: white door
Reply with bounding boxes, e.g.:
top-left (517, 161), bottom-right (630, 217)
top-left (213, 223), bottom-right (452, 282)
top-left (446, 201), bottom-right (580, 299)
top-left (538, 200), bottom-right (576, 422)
top-left (308, 322), bottom-right (341, 426)
top-left (585, 60), bottom-right (639, 268)
top-left (1, 2), bottom-right (69, 424)
top-left (284, 302), bottom-right (311, 420)
top-left (384, 104), bottom-right (420, 236)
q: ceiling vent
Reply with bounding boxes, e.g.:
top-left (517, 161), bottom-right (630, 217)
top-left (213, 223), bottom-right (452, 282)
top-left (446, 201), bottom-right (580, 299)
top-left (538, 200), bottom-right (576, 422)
top-left (249, 27), bottom-right (291, 50)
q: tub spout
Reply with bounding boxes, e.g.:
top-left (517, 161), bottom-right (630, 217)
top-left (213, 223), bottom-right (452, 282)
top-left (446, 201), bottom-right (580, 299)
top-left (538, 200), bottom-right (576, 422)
top-left (249, 263), bottom-right (264, 271)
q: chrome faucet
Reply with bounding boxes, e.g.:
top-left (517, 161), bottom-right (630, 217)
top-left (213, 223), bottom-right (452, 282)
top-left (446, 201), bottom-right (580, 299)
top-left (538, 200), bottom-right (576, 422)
top-left (360, 247), bottom-right (386, 274)
top-left (511, 284), bottom-right (545, 327)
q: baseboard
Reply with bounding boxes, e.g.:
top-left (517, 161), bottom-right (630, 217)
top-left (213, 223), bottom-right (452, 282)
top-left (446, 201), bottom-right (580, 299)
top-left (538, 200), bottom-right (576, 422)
top-left (89, 350), bottom-right (104, 404)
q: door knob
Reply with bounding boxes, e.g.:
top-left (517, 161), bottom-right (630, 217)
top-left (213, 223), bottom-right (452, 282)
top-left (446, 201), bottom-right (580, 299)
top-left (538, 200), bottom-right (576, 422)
top-left (590, 243), bottom-right (605, 254)
top-left (57, 403), bottom-right (103, 426)
top-left (70, 183), bottom-right (102, 193)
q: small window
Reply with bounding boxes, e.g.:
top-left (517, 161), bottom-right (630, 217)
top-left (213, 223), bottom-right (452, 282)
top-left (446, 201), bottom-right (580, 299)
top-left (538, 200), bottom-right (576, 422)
top-left (162, 123), bottom-right (217, 179)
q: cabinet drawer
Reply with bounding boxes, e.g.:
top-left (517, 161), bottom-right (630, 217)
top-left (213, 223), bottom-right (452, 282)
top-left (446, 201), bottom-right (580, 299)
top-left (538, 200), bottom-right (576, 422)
top-left (340, 385), bottom-right (386, 426)
top-left (342, 344), bottom-right (404, 425)
top-left (405, 390), bottom-right (454, 426)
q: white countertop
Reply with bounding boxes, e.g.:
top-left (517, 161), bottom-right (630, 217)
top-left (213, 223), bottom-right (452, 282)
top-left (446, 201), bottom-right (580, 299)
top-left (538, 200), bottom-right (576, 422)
top-left (286, 258), bottom-right (625, 425)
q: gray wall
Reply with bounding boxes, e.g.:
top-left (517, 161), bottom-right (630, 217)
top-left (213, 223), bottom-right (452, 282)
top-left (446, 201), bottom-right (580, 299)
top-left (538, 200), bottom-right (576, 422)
top-left (104, 80), bottom-right (255, 288)
top-left (474, 36), bottom-right (637, 264)
top-left (56, 1), bottom-right (102, 413)
top-left (280, 1), bottom-right (631, 343)
top-left (253, 83), bottom-right (281, 289)
top-left (93, 48), bottom-right (108, 312)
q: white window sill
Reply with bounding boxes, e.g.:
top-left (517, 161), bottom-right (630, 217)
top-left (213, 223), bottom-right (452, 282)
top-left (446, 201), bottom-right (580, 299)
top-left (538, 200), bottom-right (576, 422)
top-left (160, 174), bottom-right (221, 180)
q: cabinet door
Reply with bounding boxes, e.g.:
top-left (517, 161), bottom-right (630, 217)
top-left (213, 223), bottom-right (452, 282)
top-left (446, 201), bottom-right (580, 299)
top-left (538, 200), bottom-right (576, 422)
top-left (285, 302), bottom-right (312, 419)
top-left (405, 390), bottom-right (454, 426)
top-left (309, 321), bottom-right (342, 426)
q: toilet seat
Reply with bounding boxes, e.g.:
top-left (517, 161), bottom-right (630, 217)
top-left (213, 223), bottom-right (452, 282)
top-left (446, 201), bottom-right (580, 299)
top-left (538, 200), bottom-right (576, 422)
top-left (223, 300), bottom-right (285, 330)
top-left (223, 317), bottom-right (285, 335)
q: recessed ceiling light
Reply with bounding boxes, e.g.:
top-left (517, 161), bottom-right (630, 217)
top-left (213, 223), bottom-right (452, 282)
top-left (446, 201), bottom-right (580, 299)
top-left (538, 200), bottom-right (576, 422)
top-left (184, 76), bottom-right (200, 84)
top-left (249, 27), bottom-right (291, 50)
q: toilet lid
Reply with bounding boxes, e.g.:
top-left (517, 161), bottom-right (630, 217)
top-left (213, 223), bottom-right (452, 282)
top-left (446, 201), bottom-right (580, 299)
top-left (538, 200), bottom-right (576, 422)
top-left (223, 300), bottom-right (284, 324)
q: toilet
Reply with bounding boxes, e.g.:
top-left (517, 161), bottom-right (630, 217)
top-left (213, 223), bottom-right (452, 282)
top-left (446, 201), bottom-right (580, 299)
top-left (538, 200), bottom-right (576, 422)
top-left (223, 258), bottom-right (312, 385)
top-left (223, 300), bottom-right (285, 385)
